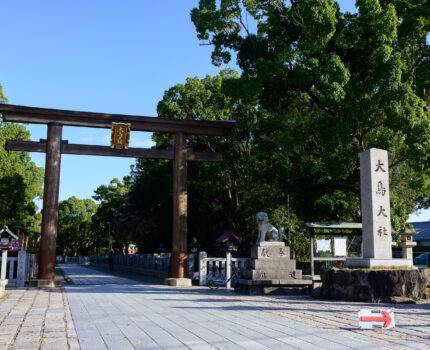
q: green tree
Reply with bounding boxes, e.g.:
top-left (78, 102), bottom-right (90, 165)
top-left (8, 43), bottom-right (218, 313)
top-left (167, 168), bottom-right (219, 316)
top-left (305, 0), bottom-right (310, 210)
top-left (131, 70), bottom-right (292, 253)
top-left (0, 84), bottom-right (6, 103)
top-left (91, 178), bottom-right (133, 254)
top-left (128, 160), bottom-right (173, 253)
top-left (57, 196), bottom-right (98, 256)
top-left (0, 85), bottom-right (44, 235)
top-left (191, 0), bottom-right (430, 229)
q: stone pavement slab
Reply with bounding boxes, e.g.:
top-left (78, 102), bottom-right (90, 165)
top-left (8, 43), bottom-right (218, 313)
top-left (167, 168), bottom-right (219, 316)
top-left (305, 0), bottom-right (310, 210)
top-left (0, 283), bottom-right (78, 350)
top-left (60, 264), bottom-right (430, 350)
top-left (2, 264), bottom-right (427, 349)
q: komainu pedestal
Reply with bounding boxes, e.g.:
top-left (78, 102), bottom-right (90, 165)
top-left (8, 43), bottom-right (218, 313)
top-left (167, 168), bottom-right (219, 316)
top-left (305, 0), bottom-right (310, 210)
top-left (243, 242), bottom-right (301, 280)
top-left (235, 242), bottom-right (309, 295)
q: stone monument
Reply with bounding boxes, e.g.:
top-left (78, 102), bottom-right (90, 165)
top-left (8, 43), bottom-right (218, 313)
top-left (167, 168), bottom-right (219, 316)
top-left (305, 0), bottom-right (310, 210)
top-left (346, 148), bottom-right (412, 268)
top-left (235, 212), bottom-right (308, 295)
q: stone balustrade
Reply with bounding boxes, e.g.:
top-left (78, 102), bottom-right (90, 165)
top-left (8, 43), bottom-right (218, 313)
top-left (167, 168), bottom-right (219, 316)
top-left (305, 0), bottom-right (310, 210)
top-left (198, 251), bottom-right (250, 286)
top-left (89, 253), bottom-right (171, 278)
top-left (0, 251), bottom-right (37, 289)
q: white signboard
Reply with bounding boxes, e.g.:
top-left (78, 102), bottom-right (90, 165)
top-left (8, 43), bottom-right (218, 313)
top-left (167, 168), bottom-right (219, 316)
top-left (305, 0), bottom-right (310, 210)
top-left (334, 237), bottom-right (347, 256)
top-left (316, 239), bottom-right (331, 252)
top-left (358, 309), bottom-right (394, 329)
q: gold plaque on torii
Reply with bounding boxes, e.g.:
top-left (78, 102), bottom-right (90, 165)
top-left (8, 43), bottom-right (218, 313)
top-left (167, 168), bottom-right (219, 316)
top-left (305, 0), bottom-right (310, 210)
top-left (110, 123), bottom-right (131, 149)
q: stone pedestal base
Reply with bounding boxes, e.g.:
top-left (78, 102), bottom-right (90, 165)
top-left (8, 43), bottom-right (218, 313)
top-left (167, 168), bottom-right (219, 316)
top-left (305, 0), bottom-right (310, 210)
top-left (243, 242), bottom-right (302, 280)
top-left (165, 278), bottom-right (192, 287)
top-left (318, 268), bottom-right (430, 301)
top-left (237, 241), bottom-right (304, 295)
top-left (29, 279), bottom-right (63, 288)
top-left (0, 279), bottom-right (8, 297)
top-left (235, 278), bottom-right (312, 295)
top-left (346, 258), bottom-right (414, 268)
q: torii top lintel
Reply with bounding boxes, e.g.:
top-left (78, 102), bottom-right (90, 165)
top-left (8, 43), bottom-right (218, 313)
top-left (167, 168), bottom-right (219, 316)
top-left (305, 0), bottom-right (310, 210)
top-left (0, 104), bottom-right (235, 136)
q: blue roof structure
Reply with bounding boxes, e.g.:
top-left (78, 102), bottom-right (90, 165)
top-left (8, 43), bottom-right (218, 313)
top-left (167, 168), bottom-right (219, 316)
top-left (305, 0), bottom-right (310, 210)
top-left (410, 222), bottom-right (430, 241)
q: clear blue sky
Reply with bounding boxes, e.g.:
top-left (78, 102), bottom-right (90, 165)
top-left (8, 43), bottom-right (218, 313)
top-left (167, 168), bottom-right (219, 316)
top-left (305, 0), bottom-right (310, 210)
top-left (1, 1), bottom-right (426, 221)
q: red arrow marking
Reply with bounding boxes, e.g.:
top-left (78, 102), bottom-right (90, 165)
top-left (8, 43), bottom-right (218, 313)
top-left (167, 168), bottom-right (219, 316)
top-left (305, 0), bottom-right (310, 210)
top-left (360, 311), bottom-right (392, 328)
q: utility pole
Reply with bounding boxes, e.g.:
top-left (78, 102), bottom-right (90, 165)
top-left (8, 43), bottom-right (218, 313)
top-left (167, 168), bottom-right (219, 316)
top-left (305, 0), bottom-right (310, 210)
top-left (106, 222), bottom-right (111, 253)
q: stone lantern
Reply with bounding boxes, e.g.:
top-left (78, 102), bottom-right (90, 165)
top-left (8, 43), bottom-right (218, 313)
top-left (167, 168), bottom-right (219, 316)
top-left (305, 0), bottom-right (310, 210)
top-left (216, 231), bottom-right (240, 289)
top-left (0, 226), bottom-right (17, 296)
top-left (156, 244), bottom-right (167, 255)
top-left (185, 237), bottom-right (200, 281)
top-left (188, 237), bottom-right (199, 254)
top-left (398, 228), bottom-right (417, 262)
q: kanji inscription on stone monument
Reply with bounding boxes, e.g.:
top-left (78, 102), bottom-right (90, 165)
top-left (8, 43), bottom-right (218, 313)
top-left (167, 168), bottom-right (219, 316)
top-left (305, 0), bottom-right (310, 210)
top-left (360, 148), bottom-right (392, 259)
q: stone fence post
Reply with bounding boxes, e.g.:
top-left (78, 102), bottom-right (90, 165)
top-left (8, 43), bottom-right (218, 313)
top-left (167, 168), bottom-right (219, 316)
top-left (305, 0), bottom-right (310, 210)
top-left (1, 250), bottom-right (8, 280)
top-left (199, 251), bottom-right (207, 286)
top-left (187, 253), bottom-right (194, 279)
top-left (16, 250), bottom-right (27, 288)
top-left (226, 250), bottom-right (232, 288)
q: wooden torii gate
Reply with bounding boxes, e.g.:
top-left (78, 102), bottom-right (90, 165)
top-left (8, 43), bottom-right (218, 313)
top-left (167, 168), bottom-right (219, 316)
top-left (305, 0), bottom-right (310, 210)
top-left (0, 104), bottom-right (234, 281)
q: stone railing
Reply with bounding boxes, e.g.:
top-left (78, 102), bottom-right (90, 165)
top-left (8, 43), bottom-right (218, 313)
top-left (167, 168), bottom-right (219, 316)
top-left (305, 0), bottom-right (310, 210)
top-left (74, 252), bottom-right (249, 284)
top-left (0, 251), bottom-right (37, 288)
top-left (0, 256), bottom-right (17, 284)
top-left (89, 253), bottom-right (171, 278)
top-left (198, 251), bottom-right (250, 286)
top-left (66, 256), bottom-right (90, 265)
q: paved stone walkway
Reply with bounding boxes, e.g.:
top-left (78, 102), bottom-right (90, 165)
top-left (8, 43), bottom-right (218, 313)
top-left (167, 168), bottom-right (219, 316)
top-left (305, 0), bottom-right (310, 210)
top-left (0, 285), bottom-right (78, 350)
top-left (61, 264), bottom-right (430, 350)
top-left (1, 265), bottom-right (429, 349)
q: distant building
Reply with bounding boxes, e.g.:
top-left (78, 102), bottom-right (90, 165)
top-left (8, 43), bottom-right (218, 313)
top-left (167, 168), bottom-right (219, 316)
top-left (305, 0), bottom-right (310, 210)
top-left (123, 244), bottom-right (138, 255)
top-left (215, 231), bottom-right (240, 244)
top-left (410, 222), bottom-right (430, 247)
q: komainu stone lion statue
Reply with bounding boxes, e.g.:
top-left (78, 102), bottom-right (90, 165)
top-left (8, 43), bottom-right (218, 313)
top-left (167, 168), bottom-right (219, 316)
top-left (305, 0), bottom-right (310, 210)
top-left (256, 212), bottom-right (283, 244)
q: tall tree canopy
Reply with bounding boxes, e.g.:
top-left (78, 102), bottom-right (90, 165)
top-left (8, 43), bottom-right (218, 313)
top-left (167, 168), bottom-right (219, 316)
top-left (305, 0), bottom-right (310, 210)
top-left (129, 70), bottom-right (296, 253)
top-left (57, 196), bottom-right (98, 256)
top-left (0, 85), bottom-right (44, 233)
top-left (91, 178), bottom-right (134, 253)
top-left (191, 0), bottom-right (430, 228)
top-left (0, 84), bottom-right (6, 103)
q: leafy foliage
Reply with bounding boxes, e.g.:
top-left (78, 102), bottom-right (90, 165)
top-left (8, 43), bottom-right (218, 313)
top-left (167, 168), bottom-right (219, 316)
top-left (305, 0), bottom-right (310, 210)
top-left (57, 196), bottom-right (98, 256)
top-left (90, 70), bottom-right (294, 254)
top-left (190, 0), bottom-right (430, 232)
top-left (0, 87), bottom-right (44, 237)
top-left (91, 178), bottom-right (133, 254)
top-left (127, 159), bottom-right (173, 253)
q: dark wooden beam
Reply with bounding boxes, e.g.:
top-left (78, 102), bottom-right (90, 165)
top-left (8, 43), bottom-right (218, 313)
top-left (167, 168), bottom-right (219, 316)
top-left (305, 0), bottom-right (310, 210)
top-left (0, 104), bottom-right (235, 136)
top-left (5, 140), bottom-right (221, 162)
top-left (187, 151), bottom-right (220, 162)
top-left (6, 140), bottom-right (46, 153)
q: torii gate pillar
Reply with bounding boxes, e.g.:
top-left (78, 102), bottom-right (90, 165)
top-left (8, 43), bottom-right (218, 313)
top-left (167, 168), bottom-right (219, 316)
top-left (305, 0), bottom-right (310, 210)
top-left (171, 132), bottom-right (187, 278)
top-left (38, 123), bottom-right (62, 279)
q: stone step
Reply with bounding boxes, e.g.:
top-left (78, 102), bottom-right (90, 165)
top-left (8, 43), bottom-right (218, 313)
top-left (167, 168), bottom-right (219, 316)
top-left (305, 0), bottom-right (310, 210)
top-left (242, 268), bottom-right (302, 280)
